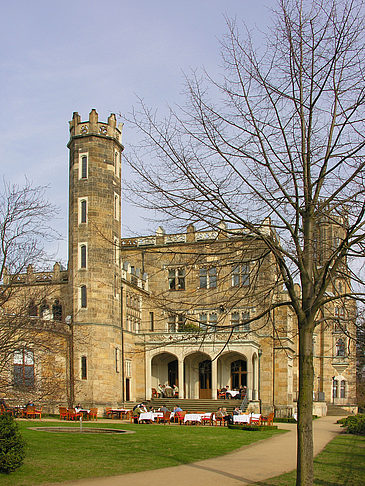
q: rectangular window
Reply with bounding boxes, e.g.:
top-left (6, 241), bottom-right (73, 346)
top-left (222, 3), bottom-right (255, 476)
top-left (231, 311), bottom-right (240, 331)
top-left (177, 314), bottom-right (186, 332)
top-left (168, 315), bottom-right (176, 332)
top-left (231, 310), bottom-right (250, 332)
top-left (340, 380), bottom-right (346, 398)
top-left (115, 348), bottom-right (120, 373)
top-left (80, 285), bottom-right (87, 308)
top-left (114, 193), bottom-right (120, 220)
top-left (199, 313), bottom-right (207, 330)
top-left (168, 268), bottom-right (185, 290)
top-left (209, 312), bottom-right (217, 330)
top-left (81, 356), bottom-right (87, 379)
top-left (150, 312), bottom-right (154, 331)
top-left (125, 360), bottom-right (132, 378)
top-left (199, 267), bottom-right (217, 289)
top-left (232, 263), bottom-right (250, 287)
top-left (14, 349), bottom-right (34, 388)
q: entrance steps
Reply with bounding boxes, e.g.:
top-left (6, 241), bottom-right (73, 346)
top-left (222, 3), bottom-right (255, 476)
top-left (147, 398), bottom-right (243, 413)
top-left (326, 403), bottom-right (350, 416)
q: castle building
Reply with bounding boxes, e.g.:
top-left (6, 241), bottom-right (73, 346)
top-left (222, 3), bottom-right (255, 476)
top-left (1, 110), bottom-right (357, 415)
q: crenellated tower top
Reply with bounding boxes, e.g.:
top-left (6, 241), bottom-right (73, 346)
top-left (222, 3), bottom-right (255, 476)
top-left (68, 109), bottom-right (123, 146)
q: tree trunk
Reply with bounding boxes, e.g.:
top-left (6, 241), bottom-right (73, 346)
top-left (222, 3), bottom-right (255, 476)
top-left (296, 324), bottom-right (314, 486)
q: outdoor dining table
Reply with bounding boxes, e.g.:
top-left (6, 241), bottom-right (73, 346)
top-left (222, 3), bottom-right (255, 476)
top-left (183, 413), bottom-right (203, 424)
top-left (110, 408), bottom-right (131, 419)
top-left (226, 390), bottom-right (240, 398)
top-left (139, 412), bottom-right (163, 423)
top-left (233, 414), bottom-right (251, 424)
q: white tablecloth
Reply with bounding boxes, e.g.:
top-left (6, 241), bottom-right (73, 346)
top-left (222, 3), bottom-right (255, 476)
top-left (184, 413), bottom-right (202, 423)
top-left (227, 390), bottom-right (240, 397)
top-left (233, 414), bottom-right (251, 423)
top-left (139, 412), bottom-right (163, 422)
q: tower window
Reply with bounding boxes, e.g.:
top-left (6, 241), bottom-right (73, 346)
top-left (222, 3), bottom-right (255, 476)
top-left (80, 199), bottom-right (87, 224)
top-left (150, 312), bottom-right (154, 331)
top-left (80, 285), bottom-right (87, 308)
top-left (336, 339), bottom-right (346, 357)
top-left (199, 267), bottom-right (217, 289)
top-left (81, 356), bottom-right (87, 379)
top-left (79, 154), bottom-right (88, 179)
top-left (80, 244), bottom-right (87, 268)
top-left (52, 300), bottom-right (63, 321)
top-left (114, 193), bottom-right (120, 220)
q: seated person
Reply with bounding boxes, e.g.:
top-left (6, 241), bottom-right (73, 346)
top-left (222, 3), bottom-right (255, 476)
top-left (158, 384), bottom-right (165, 398)
top-left (173, 384), bottom-right (179, 396)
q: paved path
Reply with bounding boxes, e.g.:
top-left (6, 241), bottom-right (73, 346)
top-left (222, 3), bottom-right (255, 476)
top-left (53, 416), bottom-right (342, 486)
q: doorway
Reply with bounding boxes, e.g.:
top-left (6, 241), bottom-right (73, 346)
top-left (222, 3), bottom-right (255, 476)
top-left (199, 360), bottom-right (212, 398)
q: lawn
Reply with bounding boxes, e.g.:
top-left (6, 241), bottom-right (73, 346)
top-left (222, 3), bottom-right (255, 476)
top-left (258, 433), bottom-right (365, 486)
top-left (0, 420), bottom-right (284, 485)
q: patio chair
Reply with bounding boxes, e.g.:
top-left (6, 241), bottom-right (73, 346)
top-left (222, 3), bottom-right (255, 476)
top-left (249, 413), bottom-right (262, 425)
top-left (217, 389), bottom-right (226, 399)
top-left (67, 408), bottom-right (83, 420)
top-left (59, 407), bottom-right (68, 420)
top-left (159, 411), bottom-right (171, 425)
top-left (176, 410), bottom-right (186, 425)
top-left (201, 412), bottom-right (214, 426)
top-left (88, 408), bottom-right (98, 421)
top-left (151, 387), bottom-right (158, 398)
top-left (261, 412), bottom-right (274, 426)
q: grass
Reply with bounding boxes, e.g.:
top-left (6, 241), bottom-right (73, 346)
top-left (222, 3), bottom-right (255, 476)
top-left (257, 433), bottom-right (365, 486)
top-left (0, 420), bottom-right (284, 485)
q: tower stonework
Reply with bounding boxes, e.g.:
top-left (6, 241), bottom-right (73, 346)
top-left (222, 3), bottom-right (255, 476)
top-left (68, 109), bottom-right (124, 404)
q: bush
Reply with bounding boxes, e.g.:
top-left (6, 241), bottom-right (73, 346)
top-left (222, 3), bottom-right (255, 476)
top-left (0, 414), bottom-right (26, 473)
top-left (338, 414), bottom-right (365, 435)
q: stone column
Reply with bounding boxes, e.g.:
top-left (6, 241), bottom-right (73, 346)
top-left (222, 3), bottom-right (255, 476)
top-left (211, 358), bottom-right (218, 399)
top-left (145, 352), bottom-right (152, 400)
top-left (178, 358), bottom-right (184, 398)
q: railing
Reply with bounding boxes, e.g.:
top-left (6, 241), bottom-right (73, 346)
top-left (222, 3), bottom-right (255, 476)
top-left (240, 394), bottom-right (249, 411)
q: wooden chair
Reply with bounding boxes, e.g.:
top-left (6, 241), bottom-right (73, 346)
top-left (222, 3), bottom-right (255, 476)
top-left (201, 412), bottom-right (214, 426)
top-left (105, 407), bottom-right (113, 418)
top-left (159, 411), bottom-right (171, 425)
top-left (59, 407), bottom-right (68, 420)
top-left (215, 414), bottom-right (225, 426)
top-left (88, 408), bottom-right (98, 421)
top-left (176, 410), bottom-right (186, 425)
top-left (25, 406), bottom-right (42, 419)
top-left (217, 389), bottom-right (226, 399)
top-left (151, 388), bottom-right (158, 398)
top-left (67, 408), bottom-right (82, 420)
top-left (249, 413), bottom-right (262, 425)
top-left (261, 412), bottom-right (274, 426)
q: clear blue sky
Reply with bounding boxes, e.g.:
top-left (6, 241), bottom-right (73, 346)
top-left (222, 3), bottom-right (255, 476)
top-left (0, 0), bottom-right (271, 265)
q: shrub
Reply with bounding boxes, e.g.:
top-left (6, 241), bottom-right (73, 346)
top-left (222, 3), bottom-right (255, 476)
top-left (338, 414), bottom-right (365, 435)
top-left (0, 414), bottom-right (26, 473)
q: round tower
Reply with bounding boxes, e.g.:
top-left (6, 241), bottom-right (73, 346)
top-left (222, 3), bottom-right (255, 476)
top-left (67, 109), bottom-right (123, 405)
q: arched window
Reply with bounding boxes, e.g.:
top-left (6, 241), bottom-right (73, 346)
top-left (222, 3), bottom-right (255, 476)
top-left (80, 244), bottom-right (87, 268)
top-left (80, 200), bottom-right (87, 223)
top-left (52, 300), bottom-right (62, 321)
top-left (336, 339), bottom-right (346, 357)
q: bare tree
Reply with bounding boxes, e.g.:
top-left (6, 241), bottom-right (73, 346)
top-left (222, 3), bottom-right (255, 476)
top-left (0, 180), bottom-right (68, 401)
top-left (125, 1), bottom-right (365, 484)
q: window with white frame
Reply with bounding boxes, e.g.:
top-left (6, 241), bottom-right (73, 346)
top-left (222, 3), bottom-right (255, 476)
top-left (232, 263), bottom-right (250, 287)
top-left (340, 380), bottom-right (346, 398)
top-left (168, 268), bottom-right (185, 290)
top-left (199, 267), bottom-right (217, 289)
top-left (79, 153), bottom-right (88, 179)
top-left (336, 338), bottom-right (346, 357)
top-left (231, 310), bottom-right (250, 332)
top-left (14, 349), bottom-right (34, 388)
top-left (125, 360), bottom-right (132, 378)
top-left (114, 236), bottom-right (119, 265)
top-left (168, 314), bottom-right (176, 332)
top-left (115, 348), bottom-right (121, 373)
